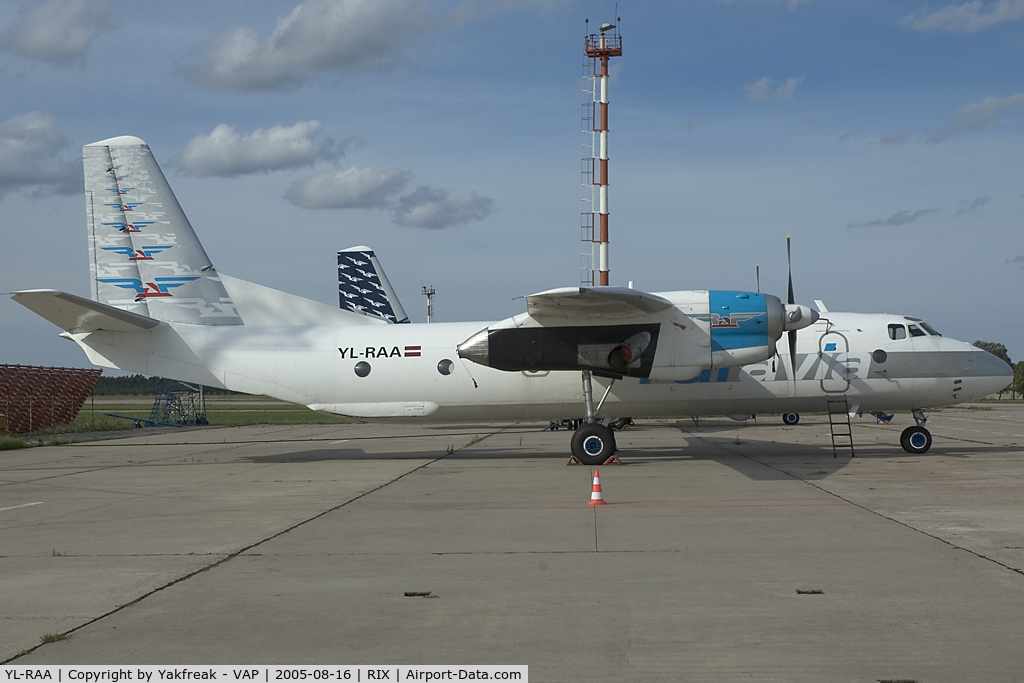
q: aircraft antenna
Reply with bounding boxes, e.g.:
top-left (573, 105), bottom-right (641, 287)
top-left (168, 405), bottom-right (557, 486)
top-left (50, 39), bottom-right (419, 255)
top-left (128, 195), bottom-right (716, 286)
top-left (581, 17), bottom-right (622, 286)
top-left (422, 285), bottom-right (436, 323)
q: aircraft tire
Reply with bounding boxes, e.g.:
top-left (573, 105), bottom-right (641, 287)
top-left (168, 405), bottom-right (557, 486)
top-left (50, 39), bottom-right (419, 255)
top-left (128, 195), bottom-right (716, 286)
top-left (571, 423), bottom-right (616, 465)
top-left (782, 412), bottom-right (800, 425)
top-left (900, 426), bottom-right (932, 454)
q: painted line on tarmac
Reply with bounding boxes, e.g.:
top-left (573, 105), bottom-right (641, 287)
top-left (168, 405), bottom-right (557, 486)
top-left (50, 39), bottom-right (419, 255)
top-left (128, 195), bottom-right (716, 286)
top-left (0, 502), bottom-right (43, 512)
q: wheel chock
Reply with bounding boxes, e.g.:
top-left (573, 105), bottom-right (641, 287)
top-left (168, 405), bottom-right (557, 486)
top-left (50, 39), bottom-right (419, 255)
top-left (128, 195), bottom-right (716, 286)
top-left (565, 455), bottom-right (584, 466)
top-left (602, 455), bottom-right (622, 465)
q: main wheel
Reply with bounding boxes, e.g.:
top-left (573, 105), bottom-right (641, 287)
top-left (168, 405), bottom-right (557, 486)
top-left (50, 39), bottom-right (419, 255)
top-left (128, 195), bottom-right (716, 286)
top-left (571, 423), bottom-right (616, 465)
top-left (900, 426), bottom-right (932, 454)
top-left (782, 412), bottom-right (800, 425)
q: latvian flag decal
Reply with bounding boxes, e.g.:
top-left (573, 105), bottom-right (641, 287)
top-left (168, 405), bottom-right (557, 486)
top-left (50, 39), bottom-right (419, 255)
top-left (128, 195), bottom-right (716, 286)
top-left (405, 345), bottom-right (422, 357)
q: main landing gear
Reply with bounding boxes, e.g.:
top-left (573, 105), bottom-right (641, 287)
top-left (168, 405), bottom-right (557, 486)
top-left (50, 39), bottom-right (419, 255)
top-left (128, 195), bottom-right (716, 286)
top-left (900, 409), bottom-right (932, 454)
top-left (569, 371), bottom-right (618, 466)
top-left (782, 412), bottom-right (800, 425)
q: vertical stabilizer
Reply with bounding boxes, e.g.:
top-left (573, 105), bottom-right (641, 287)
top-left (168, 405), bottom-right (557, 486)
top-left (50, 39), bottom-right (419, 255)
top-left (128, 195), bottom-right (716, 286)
top-left (85, 136), bottom-right (242, 325)
top-left (337, 247), bottom-right (410, 323)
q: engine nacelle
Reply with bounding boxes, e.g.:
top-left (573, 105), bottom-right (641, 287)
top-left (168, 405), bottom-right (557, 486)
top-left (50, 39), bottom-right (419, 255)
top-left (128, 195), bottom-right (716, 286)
top-left (456, 288), bottom-right (817, 380)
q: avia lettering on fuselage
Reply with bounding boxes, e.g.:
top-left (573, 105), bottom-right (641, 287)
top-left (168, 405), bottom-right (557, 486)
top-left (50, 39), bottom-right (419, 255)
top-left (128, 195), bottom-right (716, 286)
top-left (338, 345), bottom-right (421, 359)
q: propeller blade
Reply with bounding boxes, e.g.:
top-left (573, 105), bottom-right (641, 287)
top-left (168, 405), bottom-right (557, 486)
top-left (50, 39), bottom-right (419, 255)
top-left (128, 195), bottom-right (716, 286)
top-left (788, 329), bottom-right (797, 379)
top-left (756, 261), bottom-right (760, 294)
top-left (786, 233), bottom-right (796, 377)
top-left (786, 232), bottom-right (794, 305)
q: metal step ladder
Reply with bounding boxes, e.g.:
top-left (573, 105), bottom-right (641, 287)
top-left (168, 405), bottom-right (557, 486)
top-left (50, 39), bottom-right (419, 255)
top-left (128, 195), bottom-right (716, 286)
top-left (826, 396), bottom-right (855, 458)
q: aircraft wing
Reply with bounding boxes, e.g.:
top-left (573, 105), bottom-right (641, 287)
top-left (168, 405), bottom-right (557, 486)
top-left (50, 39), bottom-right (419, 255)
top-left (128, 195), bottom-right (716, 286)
top-left (525, 286), bottom-right (674, 321)
top-left (12, 289), bottom-right (163, 333)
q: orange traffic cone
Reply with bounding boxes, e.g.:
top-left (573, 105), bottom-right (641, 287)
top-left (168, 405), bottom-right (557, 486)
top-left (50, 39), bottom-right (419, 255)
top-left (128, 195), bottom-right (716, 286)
top-left (588, 470), bottom-right (607, 506)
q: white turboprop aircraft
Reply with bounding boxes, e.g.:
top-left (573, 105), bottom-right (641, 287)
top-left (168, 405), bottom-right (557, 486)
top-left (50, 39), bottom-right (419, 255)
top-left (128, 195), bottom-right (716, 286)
top-left (12, 137), bottom-right (1012, 463)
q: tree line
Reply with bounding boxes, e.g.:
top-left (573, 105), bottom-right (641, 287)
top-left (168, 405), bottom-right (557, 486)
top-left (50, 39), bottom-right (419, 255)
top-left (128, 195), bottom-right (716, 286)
top-left (93, 374), bottom-right (238, 396)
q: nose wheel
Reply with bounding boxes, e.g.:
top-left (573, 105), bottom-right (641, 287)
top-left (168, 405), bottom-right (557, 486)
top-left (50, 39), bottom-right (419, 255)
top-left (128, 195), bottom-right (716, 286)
top-left (900, 425), bottom-right (932, 453)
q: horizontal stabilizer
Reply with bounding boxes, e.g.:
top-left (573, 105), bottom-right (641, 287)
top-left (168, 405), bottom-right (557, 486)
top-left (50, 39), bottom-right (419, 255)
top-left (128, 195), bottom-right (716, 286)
top-left (526, 286), bottom-right (674, 321)
top-left (12, 289), bottom-right (163, 333)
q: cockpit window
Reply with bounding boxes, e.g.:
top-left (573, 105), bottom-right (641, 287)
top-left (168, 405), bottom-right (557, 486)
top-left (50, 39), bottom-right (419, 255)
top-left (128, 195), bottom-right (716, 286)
top-left (888, 324), bottom-right (907, 340)
top-left (920, 321), bottom-right (942, 336)
top-left (908, 324), bottom-right (926, 337)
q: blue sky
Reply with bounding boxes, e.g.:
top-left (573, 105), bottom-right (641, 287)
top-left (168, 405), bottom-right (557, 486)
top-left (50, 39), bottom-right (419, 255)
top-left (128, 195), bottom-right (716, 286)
top-left (2, 0), bottom-right (1023, 368)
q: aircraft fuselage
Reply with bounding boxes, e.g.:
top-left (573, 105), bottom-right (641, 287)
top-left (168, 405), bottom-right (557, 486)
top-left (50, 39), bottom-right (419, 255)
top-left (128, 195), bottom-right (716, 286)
top-left (68, 310), bottom-right (1010, 423)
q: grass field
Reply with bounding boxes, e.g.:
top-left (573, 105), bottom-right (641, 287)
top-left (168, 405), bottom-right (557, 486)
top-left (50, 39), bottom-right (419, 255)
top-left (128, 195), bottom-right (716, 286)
top-left (0, 396), bottom-right (353, 449)
top-left (78, 395), bottom-right (353, 428)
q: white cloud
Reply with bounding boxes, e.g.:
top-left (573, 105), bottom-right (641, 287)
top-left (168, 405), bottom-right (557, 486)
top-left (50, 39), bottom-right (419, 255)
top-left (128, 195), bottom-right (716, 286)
top-left (880, 129), bottom-right (910, 144)
top-left (391, 185), bottom-right (493, 229)
top-left (183, 0), bottom-right (438, 92)
top-left (847, 208), bottom-right (940, 228)
top-left (744, 77), bottom-right (773, 102)
top-left (0, 0), bottom-right (115, 66)
top-left (955, 195), bottom-right (991, 214)
top-left (286, 167), bottom-right (493, 228)
top-left (928, 93), bottom-right (1024, 142)
top-left (773, 76), bottom-right (804, 101)
top-left (285, 166), bottom-right (413, 209)
top-left (955, 93), bottom-right (1024, 128)
top-left (0, 111), bottom-right (77, 198)
top-left (177, 121), bottom-right (351, 177)
top-left (744, 76), bottom-right (803, 102)
top-left (903, 0), bottom-right (1024, 33)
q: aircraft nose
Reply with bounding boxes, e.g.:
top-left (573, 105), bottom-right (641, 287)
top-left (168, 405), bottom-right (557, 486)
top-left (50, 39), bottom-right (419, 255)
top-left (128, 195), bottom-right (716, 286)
top-left (970, 348), bottom-right (1013, 399)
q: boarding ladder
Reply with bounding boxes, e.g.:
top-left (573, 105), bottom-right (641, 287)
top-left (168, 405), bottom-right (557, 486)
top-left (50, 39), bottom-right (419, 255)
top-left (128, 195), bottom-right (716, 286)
top-left (826, 396), bottom-right (855, 458)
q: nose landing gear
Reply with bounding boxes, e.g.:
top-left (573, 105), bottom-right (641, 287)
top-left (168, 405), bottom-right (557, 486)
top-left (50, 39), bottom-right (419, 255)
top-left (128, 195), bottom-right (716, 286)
top-left (900, 409), bottom-right (932, 453)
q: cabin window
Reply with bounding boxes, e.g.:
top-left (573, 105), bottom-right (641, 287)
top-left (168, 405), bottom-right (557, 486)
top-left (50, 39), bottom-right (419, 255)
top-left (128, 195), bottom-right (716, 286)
top-left (908, 324), bottom-right (926, 337)
top-left (888, 324), bottom-right (906, 340)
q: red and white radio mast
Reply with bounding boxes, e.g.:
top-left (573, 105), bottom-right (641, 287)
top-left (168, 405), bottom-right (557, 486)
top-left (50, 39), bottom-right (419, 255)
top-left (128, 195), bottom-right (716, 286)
top-left (582, 18), bottom-right (622, 287)
top-left (422, 285), bottom-right (435, 323)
